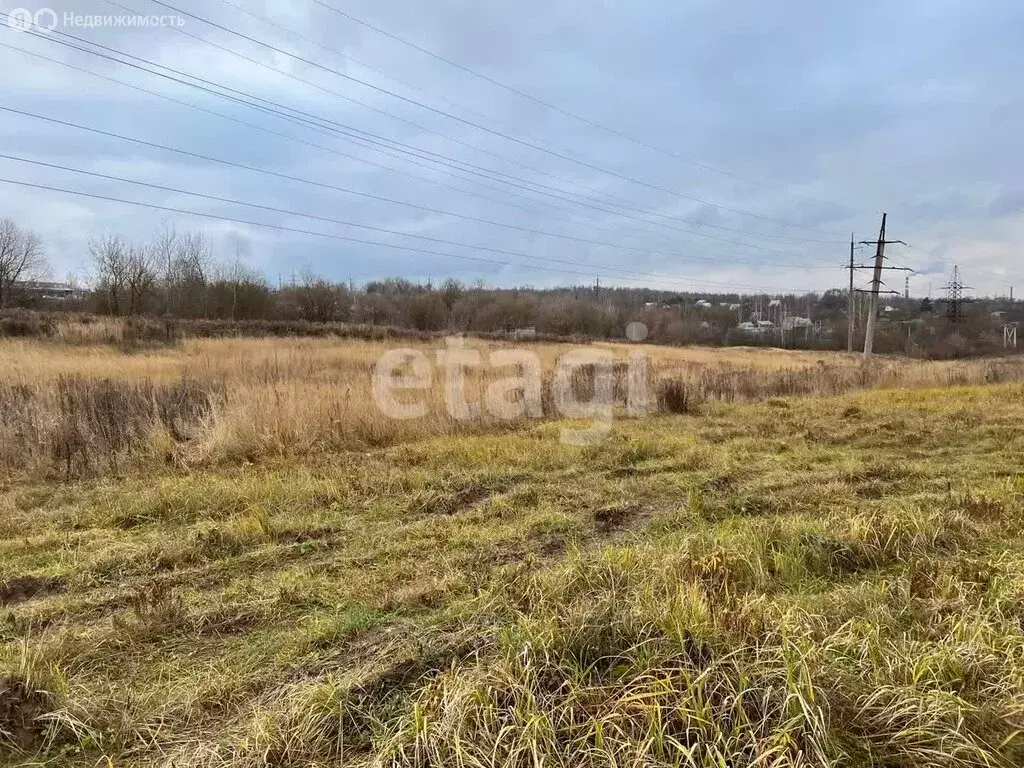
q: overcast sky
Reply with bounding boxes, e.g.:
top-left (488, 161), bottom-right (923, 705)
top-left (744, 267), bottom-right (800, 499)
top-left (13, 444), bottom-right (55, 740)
top-left (1, 0), bottom-right (1022, 295)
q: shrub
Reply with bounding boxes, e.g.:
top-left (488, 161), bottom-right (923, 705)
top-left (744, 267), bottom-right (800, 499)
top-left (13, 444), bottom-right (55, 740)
top-left (0, 310), bottom-right (55, 338)
top-left (658, 378), bottom-right (699, 413)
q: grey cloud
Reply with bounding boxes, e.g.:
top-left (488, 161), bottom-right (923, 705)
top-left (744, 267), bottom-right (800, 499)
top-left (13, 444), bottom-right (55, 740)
top-left (0, 0), bottom-right (1021, 295)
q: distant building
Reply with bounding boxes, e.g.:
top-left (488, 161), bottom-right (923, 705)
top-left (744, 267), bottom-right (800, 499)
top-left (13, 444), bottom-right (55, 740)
top-left (737, 319), bottom-right (775, 336)
top-left (15, 281), bottom-right (83, 301)
top-left (782, 316), bottom-right (813, 331)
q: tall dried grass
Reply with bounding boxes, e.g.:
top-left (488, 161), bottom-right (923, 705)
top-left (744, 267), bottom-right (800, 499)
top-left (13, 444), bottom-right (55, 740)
top-left (2, 334), bottom-right (1023, 478)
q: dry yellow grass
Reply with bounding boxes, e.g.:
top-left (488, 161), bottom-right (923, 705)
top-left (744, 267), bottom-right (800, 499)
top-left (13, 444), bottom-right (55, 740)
top-left (2, 334), bottom-right (1013, 386)
top-left (2, 333), bottom-right (1022, 477)
top-left (0, 336), bottom-right (830, 386)
top-left (3, 379), bottom-right (1024, 766)
top-left (4, 320), bottom-right (1024, 765)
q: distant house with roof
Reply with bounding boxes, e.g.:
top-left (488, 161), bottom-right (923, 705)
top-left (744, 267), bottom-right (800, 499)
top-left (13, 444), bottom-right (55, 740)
top-left (15, 281), bottom-right (84, 301)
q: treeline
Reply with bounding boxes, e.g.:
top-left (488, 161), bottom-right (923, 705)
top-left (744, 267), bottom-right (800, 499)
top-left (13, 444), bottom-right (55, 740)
top-left (84, 225), bottom-right (739, 339)
top-left (0, 219), bottom-right (770, 341)
top-left (3, 218), bottom-right (1021, 356)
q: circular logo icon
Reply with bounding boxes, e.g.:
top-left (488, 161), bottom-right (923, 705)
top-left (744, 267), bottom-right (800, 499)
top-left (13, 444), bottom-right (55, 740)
top-left (6, 8), bottom-right (34, 31)
top-left (34, 7), bottom-right (57, 31)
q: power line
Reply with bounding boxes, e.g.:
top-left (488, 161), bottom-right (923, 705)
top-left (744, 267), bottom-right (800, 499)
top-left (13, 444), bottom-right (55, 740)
top-left (9, 26), bottom-right (840, 262)
top-left (142, 0), bottom-right (847, 237)
top-left (3, 37), bottom-right (833, 266)
top-left (118, 0), bottom-right (626, 206)
top-left (71, 8), bottom-right (845, 247)
top-left (7, 39), bottom-right (834, 269)
top-left (0, 176), bottom-right (815, 292)
top-left (213, 0), bottom-right (512, 132)
top-left (0, 108), bottom-right (832, 273)
top-left (12, 28), bottom-right (694, 237)
top-left (203, 0), bottom-right (851, 245)
top-left (0, 153), bottom-right (657, 282)
top-left (0, 157), bottom-right (823, 290)
top-left (0, 176), bottom-right (652, 286)
top-left (0, 40), bottom-right (583, 225)
top-left (307, 0), bottom-right (869, 219)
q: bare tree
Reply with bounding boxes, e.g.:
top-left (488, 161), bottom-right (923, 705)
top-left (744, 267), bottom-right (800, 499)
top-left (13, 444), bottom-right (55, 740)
top-left (174, 231), bottom-right (212, 317)
top-left (209, 256), bottom-right (270, 320)
top-left (0, 218), bottom-right (48, 308)
top-left (90, 234), bottom-right (130, 315)
top-left (440, 278), bottom-right (465, 310)
top-left (153, 226), bottom-right (211, 317)
top-left (295, 269), bottom-right (349, 322)
top-left (152, 222), bottom-right (179, 314)
top-left (125, 243), bottom-right (158, 315)
top-left (226, 234), bottom-right (250, 321)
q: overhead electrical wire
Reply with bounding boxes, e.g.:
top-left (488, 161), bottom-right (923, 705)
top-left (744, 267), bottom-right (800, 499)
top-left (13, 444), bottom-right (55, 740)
top-left (308, 0), bottom-right (871, 219)
top-left (0, 6), bottom-right (853, 292)
top-left (0, 108), bottom-right (836, 273)
top-left (9, 38), bottom-right (805, 264)
top-left (0, 154), bottom-right (832, 283)
top-left (143, 0), bottom-right (845, 237)
top-left (61, 8), bottom-right (845, 247)
top-left (0, 173), bottom-right (818, 292)
top-left (206, 0), bottom-right (859, 234)
top-left (7, 25), bottom-right (843, 262)
top-left (12, 27), bottom-right (680, 229)
top-left (5, 4), bottom-right (1009, 295)
top-left (0, 40), bottom-right (583, 225)
top-left (216, 0), bottom-right (512, 131)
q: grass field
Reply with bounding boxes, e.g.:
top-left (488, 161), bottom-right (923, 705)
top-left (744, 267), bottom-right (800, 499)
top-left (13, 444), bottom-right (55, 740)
top-left (3, 333), bottom-right (1022, 478)
top-left (2, 334), bottom-right (1024, 766)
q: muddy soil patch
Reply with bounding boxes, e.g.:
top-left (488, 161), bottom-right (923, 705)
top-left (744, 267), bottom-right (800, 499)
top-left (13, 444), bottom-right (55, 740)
top-left (0, 676), bottom-right (52, 753)
top-left (0, 576), bottom-right (65, 605)
top-left (593, 503), bottom-right (644, 534)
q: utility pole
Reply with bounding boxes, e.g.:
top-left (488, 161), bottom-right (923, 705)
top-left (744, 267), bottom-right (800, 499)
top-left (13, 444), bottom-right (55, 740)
top-left (594, 276), bottom-right (600, 299)
top-left (863, 214), bottom-right (887, 359)
top-left (848, 233), bottom-right (855, 352)
top-left (855, 213), bottom-right (910, 359)
top-left (904, 274), bottom-right (910, 299)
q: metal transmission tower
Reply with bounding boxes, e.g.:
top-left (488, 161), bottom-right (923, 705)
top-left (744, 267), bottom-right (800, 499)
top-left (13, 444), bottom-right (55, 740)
top-left (943, 265), bottom-right (973, 323)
